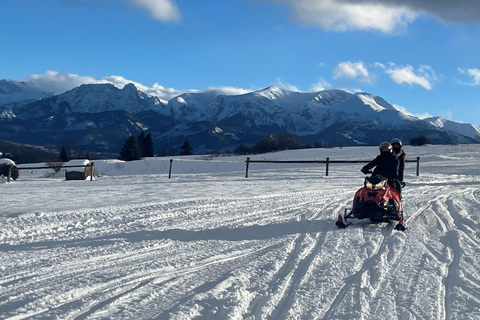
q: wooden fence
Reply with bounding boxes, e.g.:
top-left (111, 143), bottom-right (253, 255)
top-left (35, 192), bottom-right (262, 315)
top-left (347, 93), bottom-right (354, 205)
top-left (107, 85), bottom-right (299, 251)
top-left (245, 157), bottom-right (420, 178)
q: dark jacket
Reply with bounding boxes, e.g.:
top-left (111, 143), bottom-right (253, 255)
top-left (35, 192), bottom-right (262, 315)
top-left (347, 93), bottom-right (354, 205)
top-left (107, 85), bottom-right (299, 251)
top-left (394, 150), bottom-right (406, 181)
top-left (361, 152), bottom-right (399, 180)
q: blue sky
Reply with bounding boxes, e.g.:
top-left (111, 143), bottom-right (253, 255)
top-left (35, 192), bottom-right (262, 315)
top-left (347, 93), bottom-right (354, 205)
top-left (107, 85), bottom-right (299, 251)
top-left (1, 0), bottom-right (480, 125)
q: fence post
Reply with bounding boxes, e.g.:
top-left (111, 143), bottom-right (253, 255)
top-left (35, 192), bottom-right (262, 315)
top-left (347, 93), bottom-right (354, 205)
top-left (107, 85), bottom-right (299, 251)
top-left (245, 157), bottom-right (250, 178)
top-left (90, 162), bottom-right (95, 181)
top-left (416, 157), bottom-right (420, 176)
top-left (169, 159), bottom-right (173, 179)
top-left (325, 157), bottom-right (330, 176)
top-left (7, 165), bottom-right (12, 182)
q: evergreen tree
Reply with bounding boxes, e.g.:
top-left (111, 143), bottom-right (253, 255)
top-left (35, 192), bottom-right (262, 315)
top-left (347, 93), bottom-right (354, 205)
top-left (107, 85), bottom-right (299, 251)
top-left (180, 139), bottom-right (193, 155)
top-left (137, 131), bottom-right (146, 156)
top-left (143, 133), bottom-right (155, 157)
top-left (119, 135), bottom-right (142, 161)
top-left (59, 146), bottom-right (69, 162)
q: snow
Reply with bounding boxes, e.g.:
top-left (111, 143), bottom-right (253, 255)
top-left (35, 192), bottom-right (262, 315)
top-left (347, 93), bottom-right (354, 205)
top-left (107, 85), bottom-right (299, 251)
top-left (2, 145), bottom-right (480, 319)
top-left (357, 93), bottom-right (386, 112)
top-left (176, 97), bottom-right (187, 104)
top-left (426, 117), bottom-right (480, 140)
top-left (0, 158), bottom-right (16, 166)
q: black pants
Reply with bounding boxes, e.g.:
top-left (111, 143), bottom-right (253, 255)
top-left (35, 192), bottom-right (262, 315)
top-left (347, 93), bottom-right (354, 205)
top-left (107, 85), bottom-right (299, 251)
top-left (388, 178), bottom-right (402, 195)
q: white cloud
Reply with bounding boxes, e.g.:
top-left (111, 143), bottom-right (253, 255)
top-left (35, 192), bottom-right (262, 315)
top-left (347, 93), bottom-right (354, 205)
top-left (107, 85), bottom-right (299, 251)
top-left (126, 0), bottom-right (180, 22)
top-left (270, 0), bottom-right (417, 33)
top-left (205, 86), bottom-right (253, 96)
top-left (384, 64), bottom-right (437, 90)
top-left (25, 71), bottom-right (109, 95)
top-left (332, 61), bottom-right (375, 84)
top-left (273, 77), bottom-right (300, 91)
top-left (308, 77), bottom-right (332, 92)
top-left (457, 68), bottom-right (480, 86)
top-left (443, 109), bottom-right (453, 120)
top-left (269, 0), bottom-right (480, 32)
top-left (24, 71), bottom-right (195, 100)
top-left (339, 0), bottom-right (480, 24)
top-left (22, 71), bottom-right (256, 101)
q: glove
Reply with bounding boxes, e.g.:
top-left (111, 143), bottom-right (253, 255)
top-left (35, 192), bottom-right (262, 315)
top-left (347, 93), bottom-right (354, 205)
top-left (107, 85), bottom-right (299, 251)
top-left (401, 181), bottom-right (406, 188)
top-left (361, 168), bottom-right (373, 174)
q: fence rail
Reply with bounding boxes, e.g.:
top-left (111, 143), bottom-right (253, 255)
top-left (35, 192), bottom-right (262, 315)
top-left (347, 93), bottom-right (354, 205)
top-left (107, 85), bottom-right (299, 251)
top-left (245, 157), bottom-right (420, 178)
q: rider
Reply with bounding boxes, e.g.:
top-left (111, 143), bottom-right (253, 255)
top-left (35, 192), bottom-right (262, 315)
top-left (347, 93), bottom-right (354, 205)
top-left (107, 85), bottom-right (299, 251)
top-left (391, 138), bottom-right (406, 186)
top-left (361, 142), bottom-right (401, 192)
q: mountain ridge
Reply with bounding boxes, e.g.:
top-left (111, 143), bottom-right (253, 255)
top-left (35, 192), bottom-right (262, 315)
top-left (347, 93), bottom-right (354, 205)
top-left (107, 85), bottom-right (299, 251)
top-left (0, 79), bottom-right (479, 154)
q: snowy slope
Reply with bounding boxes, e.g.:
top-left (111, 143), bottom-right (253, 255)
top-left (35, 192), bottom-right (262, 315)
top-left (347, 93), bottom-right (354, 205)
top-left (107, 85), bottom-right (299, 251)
top-left (12, 83), bottom-right (165, 119)
top-left (425, 116), bottom-right (480, 141)
top-left (2, 145), bottom-right (480, 319)
top-left (0, 80), bottom-right (53, 119)
top-left (0, 79), bottom-right (52, 106)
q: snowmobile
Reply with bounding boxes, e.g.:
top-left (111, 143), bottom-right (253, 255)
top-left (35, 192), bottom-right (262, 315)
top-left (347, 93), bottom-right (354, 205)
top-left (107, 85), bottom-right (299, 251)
top-left (336, 174), bottom-right (406, 231)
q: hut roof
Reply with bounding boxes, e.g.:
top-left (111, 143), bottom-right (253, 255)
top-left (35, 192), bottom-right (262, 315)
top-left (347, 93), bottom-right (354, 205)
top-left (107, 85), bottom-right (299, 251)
top-left (0, 158), bottom-right (16, 166)
top-left (64, 159), bottom-right (91, 172)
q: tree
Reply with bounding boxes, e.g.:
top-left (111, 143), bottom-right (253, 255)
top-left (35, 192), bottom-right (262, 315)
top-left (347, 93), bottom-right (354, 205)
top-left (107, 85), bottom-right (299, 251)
top-left (143, 133), bottom-right (155, 157)
top-left (275, 132), bottom-right (303, 150)
top-left (59, 145), bottom-right (69, 162)
top-left (233, 144), bottom-right (252, 155)
top-left (118, 135), bottom-right (142, 161)
top-left (254, 135), bottom-right (277, 153)
top-left (180, 139), bottom-right (193, 155)
top-left (410, 135), bottom-right (430, 146)
top-left (137, 131), bottom-right (146, 156)
top-left (58, 139), bottom-right (73, 162)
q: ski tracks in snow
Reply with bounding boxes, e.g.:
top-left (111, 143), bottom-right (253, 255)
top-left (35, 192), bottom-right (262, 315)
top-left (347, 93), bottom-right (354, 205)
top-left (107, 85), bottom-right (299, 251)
top-left (395, 182), bottom-right (480, 320)
top-left (2, 172), bottom-right (480, 319)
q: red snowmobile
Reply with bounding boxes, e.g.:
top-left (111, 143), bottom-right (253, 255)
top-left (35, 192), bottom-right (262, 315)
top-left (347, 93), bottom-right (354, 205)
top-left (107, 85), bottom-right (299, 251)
top-left (336, 174), bottom-right (406, 231)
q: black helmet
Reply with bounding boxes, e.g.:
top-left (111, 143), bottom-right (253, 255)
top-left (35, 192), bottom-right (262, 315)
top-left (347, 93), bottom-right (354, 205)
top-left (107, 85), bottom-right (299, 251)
top-left (379, 141), bottom-right (392, 153)
top-left (391, 138), bottom-right (402, 146)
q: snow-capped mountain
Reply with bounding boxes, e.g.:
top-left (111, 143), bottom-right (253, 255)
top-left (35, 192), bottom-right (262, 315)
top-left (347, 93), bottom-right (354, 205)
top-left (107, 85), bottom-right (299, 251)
top-left (11, 83), bottom-right (165, 119)
top-left (1, 79), bottom-right (479, 154)
top-left (425, 116), bottom-right (480, 141)
top-left (0, 79), bottom-right (53, 117)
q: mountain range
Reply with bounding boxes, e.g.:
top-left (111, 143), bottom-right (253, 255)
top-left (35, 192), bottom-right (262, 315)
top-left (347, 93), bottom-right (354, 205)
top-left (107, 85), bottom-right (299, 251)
top-left (1, 79), bottom-right (479, 155)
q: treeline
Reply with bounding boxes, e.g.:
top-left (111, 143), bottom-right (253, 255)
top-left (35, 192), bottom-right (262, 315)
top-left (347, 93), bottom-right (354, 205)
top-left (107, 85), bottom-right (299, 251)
top-left (0, 140), bottom-right (58, 164)
top-left (409, 135), bottom-right (431, 146)
top-left (118, 131), bottom-right (155, 161)
top-left (233, 132), bottom-right (433, 155)
top-left (118, 132), bottom-right (195, 161)
top-left (0, 132), bottom-right (435, 164)
top-left (233, 132), bottom-right (329, 155)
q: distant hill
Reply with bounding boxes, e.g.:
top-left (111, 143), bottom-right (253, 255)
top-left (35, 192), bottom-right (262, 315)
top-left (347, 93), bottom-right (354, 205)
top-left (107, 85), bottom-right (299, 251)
top-left (0, 140), bottom-right (58, 164)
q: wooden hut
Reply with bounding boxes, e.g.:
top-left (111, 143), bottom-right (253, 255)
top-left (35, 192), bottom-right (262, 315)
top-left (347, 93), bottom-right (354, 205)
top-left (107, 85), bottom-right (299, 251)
top-left (0, 158), bottom-right (19, 180)
top-left (64, 159), bottom-right (94, 181)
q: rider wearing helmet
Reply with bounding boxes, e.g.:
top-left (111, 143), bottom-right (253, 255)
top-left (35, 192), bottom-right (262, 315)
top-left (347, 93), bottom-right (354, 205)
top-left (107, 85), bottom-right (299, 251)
top-left (361, 142), bottom-right (401, 192)
top-left (391, 138), bottom-right (406, 183)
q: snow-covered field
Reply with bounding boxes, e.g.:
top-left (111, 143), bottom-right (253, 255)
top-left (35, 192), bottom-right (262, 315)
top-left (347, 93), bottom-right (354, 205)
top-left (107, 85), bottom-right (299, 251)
top-left (2, 145), bottom-right (480, 320)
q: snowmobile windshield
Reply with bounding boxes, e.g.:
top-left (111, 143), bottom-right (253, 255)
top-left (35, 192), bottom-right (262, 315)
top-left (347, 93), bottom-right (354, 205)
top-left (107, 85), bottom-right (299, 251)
top-left (364, 175), bottom-right (387, 190)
